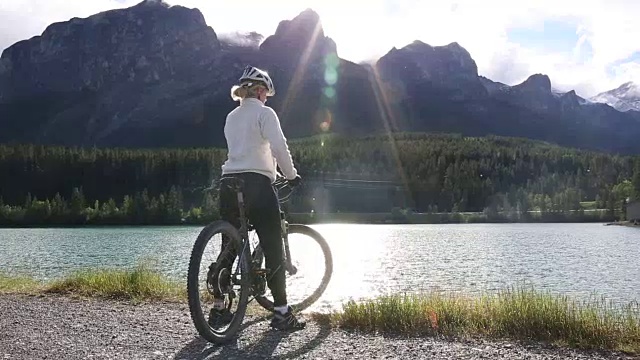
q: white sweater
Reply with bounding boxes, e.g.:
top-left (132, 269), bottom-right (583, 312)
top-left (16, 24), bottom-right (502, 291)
top-left (221, 98), bottom-right (298, 182)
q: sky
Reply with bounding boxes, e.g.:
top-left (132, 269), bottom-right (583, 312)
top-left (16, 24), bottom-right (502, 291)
top-left (1, 0), bottom-right (639, 98)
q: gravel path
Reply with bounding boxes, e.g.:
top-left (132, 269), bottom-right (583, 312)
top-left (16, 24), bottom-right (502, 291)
top-left (0, 294), bottom-right (636, 360)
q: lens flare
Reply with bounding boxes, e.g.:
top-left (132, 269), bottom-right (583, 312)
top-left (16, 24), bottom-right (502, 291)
top-left (317, 108), bottom-right (332, 132)
top-left (324, 68), bottom-right (338, 86)
top-left (278, 20), bottom-right (324, 125)
top-left (322, 53), bottom-right (339, 105)
top-left (324, 53), bottom-right (339, 68)
top-left (323, 87), bottom-right (336, 99)
top-left (369, 64), bottom-right (412, 208)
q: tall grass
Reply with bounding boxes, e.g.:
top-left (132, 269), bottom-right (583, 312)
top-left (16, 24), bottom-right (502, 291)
top-left (45, 263), bottom-right (184, 302)
top-left (0, 273), bottom-right (43, 293)
top-left (319, 287), bottom-right (640, 354)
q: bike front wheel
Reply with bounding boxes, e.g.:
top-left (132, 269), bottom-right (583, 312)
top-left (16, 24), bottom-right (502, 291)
top-left (254, 224), bottom-right (333, 313)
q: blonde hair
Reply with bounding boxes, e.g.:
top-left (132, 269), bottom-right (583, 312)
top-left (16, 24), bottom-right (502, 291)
top-left (230, 82), bottom-right (266, 102)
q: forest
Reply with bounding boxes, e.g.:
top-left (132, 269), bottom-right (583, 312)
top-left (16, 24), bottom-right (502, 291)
top-left (1, 132), bottom-right (639, 226)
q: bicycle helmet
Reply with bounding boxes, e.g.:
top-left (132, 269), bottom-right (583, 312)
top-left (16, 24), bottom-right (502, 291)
top-left (239, 65), bottom-right (276, 96)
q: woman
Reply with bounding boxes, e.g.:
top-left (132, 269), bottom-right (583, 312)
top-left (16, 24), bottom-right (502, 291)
top-left (210, 65), bottom-right (304, 331)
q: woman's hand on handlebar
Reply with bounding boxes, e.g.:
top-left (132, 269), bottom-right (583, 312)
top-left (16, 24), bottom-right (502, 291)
top-left (275, 172), bottom-right (302, 187)
top-left (288, 175), bottom-right (302, 188)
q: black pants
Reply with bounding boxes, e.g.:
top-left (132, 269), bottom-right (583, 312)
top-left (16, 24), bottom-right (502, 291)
top-left (218, 172), bottom-right (287, 307)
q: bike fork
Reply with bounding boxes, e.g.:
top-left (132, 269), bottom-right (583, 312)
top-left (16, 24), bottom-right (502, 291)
top-left (281, 211), bottom-right (298, 275)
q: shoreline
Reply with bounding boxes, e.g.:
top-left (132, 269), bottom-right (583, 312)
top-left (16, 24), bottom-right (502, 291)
top-left (1, 267), bottom-right (639, 357)
top-left (287, 211), bottom-right (617, 225)
top-left (0, 210), bottom-right (623, 228)
top-left (605, 220), bottom-right (640, 227)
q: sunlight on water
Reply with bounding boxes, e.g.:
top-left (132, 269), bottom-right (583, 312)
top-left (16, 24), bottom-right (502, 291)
top-left (305, 224), bottom-right (394, 312)
top-left (1, 223), bottom-right (639, 313)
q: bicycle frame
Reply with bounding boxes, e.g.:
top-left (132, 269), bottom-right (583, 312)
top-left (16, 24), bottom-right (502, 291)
top-left (231, 178), bottom-right (298, 286)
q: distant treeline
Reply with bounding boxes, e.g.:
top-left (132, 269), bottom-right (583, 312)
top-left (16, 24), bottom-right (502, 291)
top-left (1, 133), bottom-right (639, 226)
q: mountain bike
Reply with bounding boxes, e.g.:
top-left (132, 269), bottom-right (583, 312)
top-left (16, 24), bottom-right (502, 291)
top-left (187, 175), bottom-right (333, 344)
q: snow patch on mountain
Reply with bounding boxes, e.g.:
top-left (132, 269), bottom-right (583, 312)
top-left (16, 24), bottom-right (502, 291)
top-left (590, 82), bottom-right (640, 112)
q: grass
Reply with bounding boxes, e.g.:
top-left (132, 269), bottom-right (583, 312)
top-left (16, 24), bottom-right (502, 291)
top-left (45, 263), bottom-right (185, 302)
top-left (2, 267), bottom-right (639, 354)
top-left (0, 262), bottom-right (184, 302)
top-left (0, 273), bottom-right (44, 294)
top-left (314, 287), bottom-right (640, 354)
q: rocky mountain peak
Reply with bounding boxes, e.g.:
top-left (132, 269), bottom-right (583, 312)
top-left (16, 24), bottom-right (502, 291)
top-left (591, 81), bottom-right (640, 112)
top-left (406, 40), bottom-right (432, 51)
top-left (138, 0), bottom-right (170, 7)
top-left (0, 0), bottom-right (219, 102)
top-left (619, 81), bottom-right (638, 92)
top-left (259, 8), bottom-right (336, 60)
top-left (279, 8), bottom-right (322, 36)
top-left (559, 89), bottom-right (582, 110)
top-left (383, 40), bottom-right (479, 77)
top-left (375, 40), bottom-right (484, 100)
top-left (518, 74), bottom-right (552, 93)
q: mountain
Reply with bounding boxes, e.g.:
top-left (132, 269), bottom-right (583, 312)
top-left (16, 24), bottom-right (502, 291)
top-left (375, 47), bottom-right (640, 153)
top-left (1, 1), bottom-right (639, 154)
top-left (376, 40), bottom-right (488, 101)
top-left (590, 82), bottom-right (640, 112)
top-left (0, 0), bottom-right (233, 147)
top-left (0, 2), bottom-right (384, 147)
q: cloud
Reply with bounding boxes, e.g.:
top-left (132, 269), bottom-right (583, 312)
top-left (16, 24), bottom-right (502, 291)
top-left (357, 0), bottom-right (640, 97)
top-left (218, 32), bottom-right (263, 48)
top-left (483, 44), bottom-right (532, 86)
top-left (1, 0), bottom-right (638, 97)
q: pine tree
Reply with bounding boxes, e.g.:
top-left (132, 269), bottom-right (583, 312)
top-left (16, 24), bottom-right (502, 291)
top-left (166, 186), bottom-right (183, 222)
top-left (202, 192), bottom-right (219, 221)
top-left (632, 159), bottom-right (640, 200)
top-left (43, 199), bottom-right (52, 218)
top-left (52, 193), bottom-right (66, 217)
top-left (122, 195), bottom-right (134, 217)
top-left (24, 193), bottom-right (33, 210)
top-left (71, 187), bottom-right (86, 214)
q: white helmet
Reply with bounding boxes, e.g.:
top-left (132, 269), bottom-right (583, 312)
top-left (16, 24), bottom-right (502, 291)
top-left (239, 65), bottom-right (276, 96)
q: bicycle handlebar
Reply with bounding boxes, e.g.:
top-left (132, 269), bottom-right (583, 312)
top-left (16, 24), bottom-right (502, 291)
top-left (274, 173), bottom-right (302, 187)
top-left (273, 173), bottom-right (301, 203)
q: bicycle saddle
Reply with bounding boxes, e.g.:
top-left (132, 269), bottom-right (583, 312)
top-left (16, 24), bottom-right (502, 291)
top-left (219, 176), bottom-right (245, 191)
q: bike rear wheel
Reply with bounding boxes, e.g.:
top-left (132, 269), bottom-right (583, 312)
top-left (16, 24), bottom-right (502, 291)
top-left (187, 220), bottom-right (251, 344)
top-left (254, 224), bottom-right (333, 313)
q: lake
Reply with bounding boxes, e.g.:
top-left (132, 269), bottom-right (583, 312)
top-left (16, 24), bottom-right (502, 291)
top-left (1, 223), bottom-right (638, 312)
